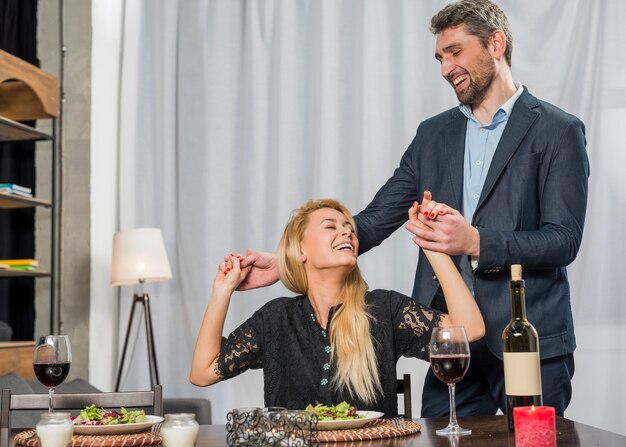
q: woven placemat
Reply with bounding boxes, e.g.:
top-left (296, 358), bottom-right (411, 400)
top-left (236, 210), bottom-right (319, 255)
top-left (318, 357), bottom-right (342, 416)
top-left (14, 429), bottom-right (162, 447)
top-left (317, 419), bottom-right (421, 442)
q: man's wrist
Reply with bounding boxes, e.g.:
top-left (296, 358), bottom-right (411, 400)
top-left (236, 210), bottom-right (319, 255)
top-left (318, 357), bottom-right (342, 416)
top-left (469, 226), bottom-right (480, 257)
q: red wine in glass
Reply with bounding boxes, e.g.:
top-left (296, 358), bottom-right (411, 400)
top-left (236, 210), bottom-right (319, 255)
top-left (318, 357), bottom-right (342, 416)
top-left (33, 335), bottom-right (72, 412)
top-left (33, 362), bottom-right (71, 387)
top-left (430, 354), bottom-right (470, 385)
top-left (429, 326), bottom-right (471, 436)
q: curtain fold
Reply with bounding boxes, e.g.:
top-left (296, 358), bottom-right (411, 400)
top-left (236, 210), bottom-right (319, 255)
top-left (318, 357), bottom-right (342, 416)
top-left (92, 0), bottom-right (626, 434)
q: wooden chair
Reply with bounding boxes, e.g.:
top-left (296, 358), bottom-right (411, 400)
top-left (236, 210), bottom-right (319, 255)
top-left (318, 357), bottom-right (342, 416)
top-left (0, 385), bottom-right (162, 447)
top-left (397, 374), bottom-right (412, 419)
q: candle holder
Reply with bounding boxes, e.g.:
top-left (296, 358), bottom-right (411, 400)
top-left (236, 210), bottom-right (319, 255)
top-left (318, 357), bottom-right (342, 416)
top-left (36, 412), bottom-right (73, 447)
top-left (226, 407), bottom-right (263, 446)
top-left (226, 408), bottom-right (318, 446)
top-left (161, 413), bottom-right (199, 447)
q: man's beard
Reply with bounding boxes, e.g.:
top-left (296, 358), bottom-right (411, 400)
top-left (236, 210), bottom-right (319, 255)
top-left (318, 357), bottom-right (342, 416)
top-left (455, 52), bottom-right (496, 106)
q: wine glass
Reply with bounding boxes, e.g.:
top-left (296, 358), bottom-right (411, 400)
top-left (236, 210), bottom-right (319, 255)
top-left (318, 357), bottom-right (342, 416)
top-left (33, 335), bottom-right (72, 412)
top-left (429, 326), bottom-right (471, 436)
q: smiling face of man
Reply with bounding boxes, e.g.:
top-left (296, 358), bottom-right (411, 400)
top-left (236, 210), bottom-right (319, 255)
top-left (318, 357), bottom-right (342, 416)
top-left (435, 25), bottom-right (497, 107)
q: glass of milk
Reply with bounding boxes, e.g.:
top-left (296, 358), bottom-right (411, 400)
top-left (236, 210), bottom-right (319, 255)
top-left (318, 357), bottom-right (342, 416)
top-left (161, 413), bottom-right (199, 447)
top-left (36, 412), bottom-right (73, 447)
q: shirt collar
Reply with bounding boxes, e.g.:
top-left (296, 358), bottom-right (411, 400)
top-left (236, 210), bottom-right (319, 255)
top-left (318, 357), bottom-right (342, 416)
top-left (458, 82), bottom-right (524, 125)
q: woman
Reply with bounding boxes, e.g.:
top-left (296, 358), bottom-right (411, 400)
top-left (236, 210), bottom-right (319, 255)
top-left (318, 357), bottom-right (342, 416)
top-left (190, 196), bottom-right (484, 416)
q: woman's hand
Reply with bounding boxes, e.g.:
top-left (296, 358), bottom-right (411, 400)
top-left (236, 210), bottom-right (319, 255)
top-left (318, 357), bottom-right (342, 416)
top-left (418, 190), bottom-right (451, 220)
top-left (406, 190), bottom-right (450, 237)
top-left (213, 254), bottom-right (252, 295)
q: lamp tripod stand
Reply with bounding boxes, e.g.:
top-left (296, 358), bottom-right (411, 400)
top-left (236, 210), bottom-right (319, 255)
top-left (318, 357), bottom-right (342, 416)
top-left (111, 227), bottom-right (171, 392)
top-left (115, 293), bottom-right (160, 391)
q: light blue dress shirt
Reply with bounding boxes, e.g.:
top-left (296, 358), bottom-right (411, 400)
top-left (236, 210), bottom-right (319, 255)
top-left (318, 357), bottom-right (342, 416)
top-left (456, 83), bottom-right (524, 292)
top-left (459, 83), bottom-right (524, 222)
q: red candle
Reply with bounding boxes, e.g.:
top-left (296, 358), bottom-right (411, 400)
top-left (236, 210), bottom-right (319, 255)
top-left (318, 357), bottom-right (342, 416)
top-left (513, 405), bottom-right (556, 447)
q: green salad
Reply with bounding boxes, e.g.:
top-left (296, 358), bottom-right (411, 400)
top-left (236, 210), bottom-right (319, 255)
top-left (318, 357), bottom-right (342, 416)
top-left (71, 404), bottom-right (148, 426)
top-left (305, 401), bottom-right (364, 421)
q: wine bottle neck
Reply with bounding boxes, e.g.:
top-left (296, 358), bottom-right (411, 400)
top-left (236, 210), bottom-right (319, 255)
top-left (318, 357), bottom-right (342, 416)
top-left (510, 279), bottom-right (527, 320)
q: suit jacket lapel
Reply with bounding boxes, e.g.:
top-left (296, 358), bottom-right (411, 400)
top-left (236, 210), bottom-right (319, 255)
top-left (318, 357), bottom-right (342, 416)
top-left (443, 109), bottom-right (467, 211)
top-left (476, 88), bottom-right (540, 214)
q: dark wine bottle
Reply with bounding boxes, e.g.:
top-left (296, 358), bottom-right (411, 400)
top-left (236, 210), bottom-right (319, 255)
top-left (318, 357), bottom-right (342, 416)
top-left (502, 264), bottom-right (542, 432)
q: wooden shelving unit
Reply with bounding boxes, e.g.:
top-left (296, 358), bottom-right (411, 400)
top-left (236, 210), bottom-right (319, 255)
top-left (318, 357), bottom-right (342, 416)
top-left (0, 115), bottom-right (54, 142)
top-left (0, 269), bottom-right (50, 278)
top-left (0, 192), bottom-right (51, 209)
top-left (0, 49), bottom-right (59, 331)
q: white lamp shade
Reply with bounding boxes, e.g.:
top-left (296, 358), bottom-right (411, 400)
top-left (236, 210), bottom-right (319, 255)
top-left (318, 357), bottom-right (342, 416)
top-left (111, 228), bottom-right (173, 286)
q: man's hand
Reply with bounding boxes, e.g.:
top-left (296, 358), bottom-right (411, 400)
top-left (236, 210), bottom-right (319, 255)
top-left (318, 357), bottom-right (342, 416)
top-left (233, 249), bottom-right (279, 290)
top-left (405, 194), bottom-right (480, 257)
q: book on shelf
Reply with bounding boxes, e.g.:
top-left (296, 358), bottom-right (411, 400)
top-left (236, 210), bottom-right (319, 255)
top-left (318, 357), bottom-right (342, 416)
top-left (0, 182), bottom-right (33, 197)
top-left (4, 265), bottom-right (36, 271)
top-left (0, 183), bottom-right (32, 194)
top-left (0, 188), bottom-right (33, 198)
top-left (0, 259), bottom-right (39, 267)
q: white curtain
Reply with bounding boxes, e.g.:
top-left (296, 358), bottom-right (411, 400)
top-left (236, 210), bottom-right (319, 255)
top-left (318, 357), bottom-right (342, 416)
top-left (91, 0), bottom-right (626, 433)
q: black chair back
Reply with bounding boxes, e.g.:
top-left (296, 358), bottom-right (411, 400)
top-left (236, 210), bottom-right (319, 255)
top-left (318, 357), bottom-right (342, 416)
top-left (396, 373), bottom-right (412, 419)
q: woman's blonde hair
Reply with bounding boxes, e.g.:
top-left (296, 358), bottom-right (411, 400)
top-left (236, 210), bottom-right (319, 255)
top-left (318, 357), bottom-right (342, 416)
top-left (277, 199), bottom-right (382, 405)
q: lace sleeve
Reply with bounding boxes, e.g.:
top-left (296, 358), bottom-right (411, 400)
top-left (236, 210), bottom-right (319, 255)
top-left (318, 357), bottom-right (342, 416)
top-left (216, 319), bottom-right (263, 380)
top-left (393, 294), bottom-right (443, 360)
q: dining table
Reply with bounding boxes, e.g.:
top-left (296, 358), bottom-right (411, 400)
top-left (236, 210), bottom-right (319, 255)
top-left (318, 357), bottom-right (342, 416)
top-left (199, 415), bottom-right (624, 446)
top-left (8, 415), bottom-right (626, 446)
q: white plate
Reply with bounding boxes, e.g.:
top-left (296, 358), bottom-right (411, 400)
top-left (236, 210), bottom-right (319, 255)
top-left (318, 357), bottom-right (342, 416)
top-left (73, 415), bottom-right (164, 435)
top-left (316, 411), bottom-right (384, 430)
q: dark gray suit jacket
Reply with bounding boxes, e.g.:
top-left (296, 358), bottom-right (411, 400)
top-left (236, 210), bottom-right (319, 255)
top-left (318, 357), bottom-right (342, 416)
top-left (354, 87), bottom-right (589, 359)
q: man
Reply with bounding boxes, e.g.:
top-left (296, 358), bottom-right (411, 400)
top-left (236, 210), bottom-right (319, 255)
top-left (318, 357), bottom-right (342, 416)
top-left (239, 0), bottom-right (589, 418)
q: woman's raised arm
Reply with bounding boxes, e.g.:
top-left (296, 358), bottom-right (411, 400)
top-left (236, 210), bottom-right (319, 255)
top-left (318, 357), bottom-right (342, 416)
top-left (407, 199), bottom-right (485, 342)
top-left (190, 256), bottom-right (251, 386)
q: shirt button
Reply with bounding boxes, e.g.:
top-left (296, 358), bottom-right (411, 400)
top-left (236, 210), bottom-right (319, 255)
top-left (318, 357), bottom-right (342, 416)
top-left (475, 160), bottom-right (482, 166)
top-left (480, 128), bottom-right (486, 133)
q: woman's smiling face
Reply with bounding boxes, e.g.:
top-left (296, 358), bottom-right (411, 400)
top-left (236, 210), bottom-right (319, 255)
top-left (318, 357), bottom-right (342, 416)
top-left (299, 207), bottom-right (358, 272)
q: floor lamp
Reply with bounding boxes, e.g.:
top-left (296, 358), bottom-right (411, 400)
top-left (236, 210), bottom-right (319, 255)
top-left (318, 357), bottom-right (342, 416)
top-left (111, 228), bottom-right (172, 391)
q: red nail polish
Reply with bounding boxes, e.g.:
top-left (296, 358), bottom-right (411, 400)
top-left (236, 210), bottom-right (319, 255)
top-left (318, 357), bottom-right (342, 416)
top-left (423, 211), bottom-right (429, 216)
top-left (430, 213), bottom-right (435, 218)
top-left (223, 272), bottom-right (227, 276)
top-left (237, 255), bottom-right (241, 258)
top-left (226, 268), bottom-right (231, 272)
top-left (230, 253), bottom-right (234, 257)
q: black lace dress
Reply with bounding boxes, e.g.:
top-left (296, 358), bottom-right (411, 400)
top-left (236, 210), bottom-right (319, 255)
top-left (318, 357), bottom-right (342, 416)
top-left (216, 289), bottom-right (443, 417)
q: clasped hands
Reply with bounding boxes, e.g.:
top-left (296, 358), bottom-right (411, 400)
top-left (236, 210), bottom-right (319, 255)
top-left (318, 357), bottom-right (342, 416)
top-left (405, 191), bottom-right (480, 257)
top-left (213, 252), bottom-right (252, 294)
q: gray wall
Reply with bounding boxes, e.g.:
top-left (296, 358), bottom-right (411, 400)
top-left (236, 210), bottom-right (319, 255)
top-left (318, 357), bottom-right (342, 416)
top-left (36, 0), bottom-right (91, 381)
